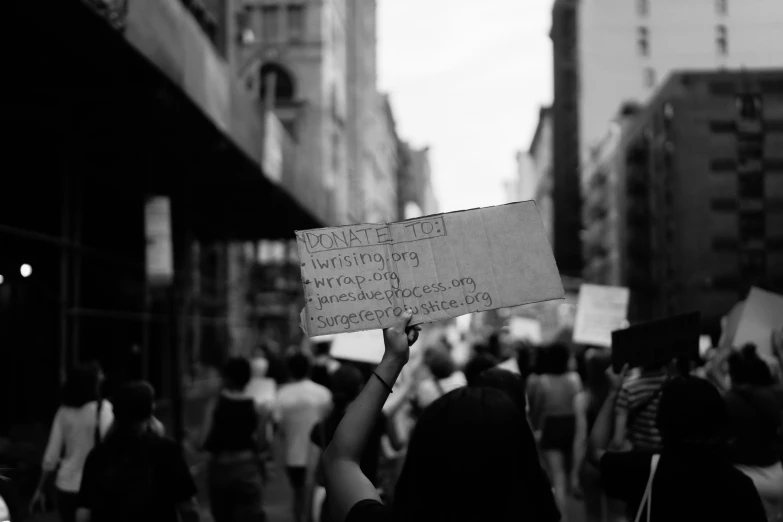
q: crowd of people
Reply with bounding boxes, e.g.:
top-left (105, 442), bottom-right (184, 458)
top-left (22, 307), bottom-right (783, 522)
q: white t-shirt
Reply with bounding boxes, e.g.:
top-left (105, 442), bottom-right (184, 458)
top-left (274, 380), bottom-right (332, 467)
top-left (42, 400), bottom-right (114, 492)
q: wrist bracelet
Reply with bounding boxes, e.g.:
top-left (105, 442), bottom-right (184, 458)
top-left (373, 371), bottom-right (393, 393)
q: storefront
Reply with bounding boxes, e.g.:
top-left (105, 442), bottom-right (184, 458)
top-left (0, 0), bottom-right (322, 446)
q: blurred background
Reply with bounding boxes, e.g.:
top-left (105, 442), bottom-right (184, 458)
top-left (1, 0), bottom-right (782, 520)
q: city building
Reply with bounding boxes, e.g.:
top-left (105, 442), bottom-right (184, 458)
top-left (345, 0), bottom-right (380, 223)
top-left (530, 106), bottom-right (555, 244)
top-left (551, 0), bottom-right (582, 277)
top-left (505, 106), bottom-right (554, 243)
top-left (398, 144), bottom-right (438, 219)
top-left (578, 0), bottom-right (783, 168)
top-left (215, 0), bottom-right (350, 225)
top-left (582, 69), bottom-right (783, 330)
top-left (0, 0), bottom-right (322, 446)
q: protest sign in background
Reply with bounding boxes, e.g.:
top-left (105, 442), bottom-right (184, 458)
top-left (734, 287), bottom-right (783, 359)
top-left (573, 284), bottom-right (630, 348)
top-left (296, 202), bottom-right (564, 337)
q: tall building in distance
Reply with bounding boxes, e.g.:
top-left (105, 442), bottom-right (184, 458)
top-left (345, 0), bottom-right (379, 223)
top-left (368, 94), bottom-right (400, 222)
top-left (582, 70), bottom-right (783, 329)
top-left (579, 0), bottom-right (783, 166)
top-left (506, 107), bottom-right (554, 243)
top-left (398, 144), bottom-right (438, 219)
top-left (551, 0), bottom-right (582, 277)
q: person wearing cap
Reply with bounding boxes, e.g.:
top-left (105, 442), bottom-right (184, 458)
top-left (75, 381), bottom-right (200, 522)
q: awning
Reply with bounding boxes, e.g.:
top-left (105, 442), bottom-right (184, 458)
top-left (4, 0), bottom-right (324, 240)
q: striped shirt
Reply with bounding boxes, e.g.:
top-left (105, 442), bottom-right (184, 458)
top-left (615, 370), bottom-right (668, 452)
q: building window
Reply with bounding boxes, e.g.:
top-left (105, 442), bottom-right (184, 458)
top-left (637, 27), bottom-right (649, 56)
top-left (740, 250), bottom-right (766, 275)
top-left (716, 0), bottom-right (728, 15)
top-left (261, 5), bottom-right (281, 42)
top-left (287, 4), bottom-right (305, 42)
top-left (738, 174), bottom-right (764, 199)
top-left (737, 94), bottom-right (762, 119)
top-left (716, 25), bottom-right (728, 56)
top-left (643, 67), bottom-right (656, 88)
top-left (738, 212), bottom-right (765, 239)
top-left (637, 0), bottom-right (649, 16)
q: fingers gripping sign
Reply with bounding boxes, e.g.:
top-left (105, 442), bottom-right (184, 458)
top-left (382, 309), bottom-right (422, 363)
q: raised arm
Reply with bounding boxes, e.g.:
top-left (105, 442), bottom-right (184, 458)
top-left (323, 311), bottom-right (420, 522)
top-left (571, 391), bottom-right (588, 493)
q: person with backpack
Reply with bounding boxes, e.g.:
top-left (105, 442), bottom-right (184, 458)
top-left (75, 381), bottom-right (200, 522)
top-left (201, 357), bottom-right (267, 522)
top-left (30, 363), bottom-right (113, 522)
top-left (724, 344), bottom-right (783, 521)
top-left (590, 367), bottom-right (767, 522)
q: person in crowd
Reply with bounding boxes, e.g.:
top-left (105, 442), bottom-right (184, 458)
top-left (413, 347), bottom-right (467, 410)
top-left (75, 381), bottom-right (200, 522)
top-left (610, 358), bottom-right (670, 453)
top-left (246, 355), bottom-right (277, 465)
top-left (322, 311), bottom-right (563, 522)
top-left (571, 349), bottom-right (612, 522)
top-left (200, 357), bottom-right (266, 522)
top-left (312, 364), bottom-right (404, 522)
top-left (30, 363), bottom-right (114, 522)
top-left (590, 366), bottom-right (767, 521)
top-left (463, 351), bottom-right (499, 386)
top-left (312, 341), bottom-right (341, 390)
top-left (471, 368), bottom-right (561, 522)
top-left (724, 343), bottom-right (783, 521)
top-left (275, 352), bottom-right (333, 522)
top-left (527, 342), bottom-right (582, 520)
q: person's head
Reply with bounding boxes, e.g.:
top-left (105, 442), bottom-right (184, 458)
top-left (392, 387), bottom-right (541, 522)
top-left (472, 368), bottom-right (528, 414)
top-left (512, 341), bottom-right (534, 377)
top-left (221, 357), bottom-right (252, 391)
top-left (464, 352), bottom-right (499, 386)
top-left (287, 352), bottom-right (312, 381)
top-left (539, 343), bottom-right (571, 376)
top-left (329, 364), bottom-right (364, 408)
top-left (111, 381), bottom-right (156, 430)
top-left (61, 362), bottom-right (103, 408)
top-left (656, 376), bottom-right (728, 453)
top-left (250, 357), bottom-right (269, 379)
top-left (728, 343), bottom-right (774, 387)
top-left (584, 348), bottom-right (611, 393)
top-left (424, 347), bottom-right (456, 380)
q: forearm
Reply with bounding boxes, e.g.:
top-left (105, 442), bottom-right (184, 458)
top-left (35, 469), bottom-right (54, 492)
top-left (325, 354), bottom-right (407, 465)
top-left (588, 389), bottom-right (619, 462)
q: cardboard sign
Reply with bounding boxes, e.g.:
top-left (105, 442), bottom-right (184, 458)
top-left (296, 202), bottom-right (564, 337)
top-left (508, 317), bottom-right (543, 344)
top-left (573, 284), bottom-right (630, 348)
top-left (734, 287), bottom-right (783, 359)
top-left (611, 312), bottom-right (701, 373)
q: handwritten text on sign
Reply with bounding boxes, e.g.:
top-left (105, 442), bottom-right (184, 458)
top-left (296, 202), bottom-right (564, 337)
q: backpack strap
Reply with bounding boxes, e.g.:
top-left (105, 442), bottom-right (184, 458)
top-left (94, 399), bottom-right (103, 446)
top-left (634, 454), bottom-right (661, 522)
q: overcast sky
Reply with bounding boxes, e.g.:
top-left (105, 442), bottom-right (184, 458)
top-left (378, 0), bottom-right (554, 213)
